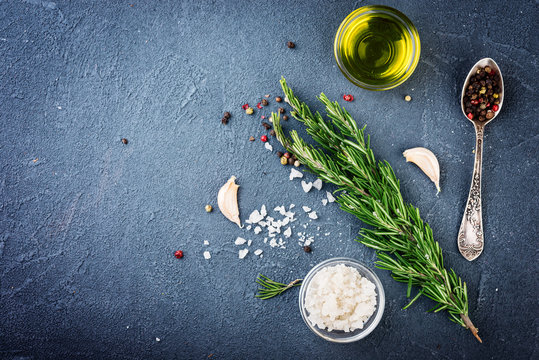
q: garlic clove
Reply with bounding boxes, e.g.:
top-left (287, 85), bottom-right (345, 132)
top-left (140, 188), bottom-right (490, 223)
top-left (403, 147), bottom-right (441, 193)
top-left (217, 176), bottom-right (242, 227)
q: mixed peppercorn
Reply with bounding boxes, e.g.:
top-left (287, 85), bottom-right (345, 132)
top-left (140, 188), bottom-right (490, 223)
top-left (463, 66), bottom-right (501, 121)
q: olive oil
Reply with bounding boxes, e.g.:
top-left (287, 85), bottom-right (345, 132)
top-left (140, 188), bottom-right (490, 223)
top-left (334, 6), bottom-right (420, 90)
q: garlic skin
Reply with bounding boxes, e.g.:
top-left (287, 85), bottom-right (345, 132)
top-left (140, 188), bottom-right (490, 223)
top-left (217, 176), bottom-right (242, 227)
top-left (403, 147), bottom-right (441, 193)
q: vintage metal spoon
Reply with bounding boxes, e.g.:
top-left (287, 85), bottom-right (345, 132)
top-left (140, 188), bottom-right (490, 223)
top-left (457, 58), bottom-right (504, 261)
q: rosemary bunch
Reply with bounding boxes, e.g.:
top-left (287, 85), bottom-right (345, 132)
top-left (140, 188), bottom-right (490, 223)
top-left (270, 77), bottom-right (481, 342)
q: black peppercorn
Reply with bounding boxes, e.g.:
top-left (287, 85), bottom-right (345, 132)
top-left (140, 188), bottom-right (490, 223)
top-left (287, 41), bottom-right (295, 48)
top-left (282, 115), bottom-right (289, 121)
top-left (275, 96), bottom-right (282, 103)
top-left (121, 138), bottom-right (128, 144)
top-left (223, 111), bottom-right (231, 119)
top-left (261, 99), bottom-right (268, 106)
top-left (276, 151), bottom-right (283, 158)
top-left (221, 117), bottom-right (228, 125)
top-left (303, 245), bottom-right (312, 253)
top-left (288, 157), bottom-right (294, 165)
top-left (262, 122), bottom-right (272, 130)
top-left (278, 107), bottom-right (285, 114)
top-left (270, 129), bottom-right (276, 137)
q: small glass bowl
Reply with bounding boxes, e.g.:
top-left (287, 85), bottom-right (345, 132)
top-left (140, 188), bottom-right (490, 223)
top-left (334, 5), bottom-right (421, 91)
top-left (298, 257), bottom-right (385, 343)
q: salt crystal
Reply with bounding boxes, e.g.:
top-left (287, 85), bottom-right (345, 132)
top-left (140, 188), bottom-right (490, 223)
top-left (312, 179), bottom-right (323, 190)
top-left (305, 239), bottom-right (312, 246)
top-left (260, 205), bottom-right (267, 217)
top-left (235, 237), bottom-right (247, 245)
top-left (248, 210), bottom-right (264, 224)
top-left (156, 337), bottom-right (161, 342)
top-left (203, 251), bottom-right (211, 260)
top-left (322, 199), bottom-right (328, 206)
top-left (308, 211), bottom-right (318, 220)
top-left (265, 142), bottom-right (273, 151)
top-left (289, 204), bottom-right (295, 209)
top-left (283, 227), bottom-right (292, 238)
top-left (248, 240), bottom-right (252, 246)
top-left (246, 225), bottom-right (252, 230)
top-left (203, 240), bottom-right (209, 246)
top-left (326, 191), bottom-right (336, 203)
top-left (238, 249), bottom-right (249, 259)
top-left (289, 168), bottom-right (303, 180)
top-left (302, 206), bottom-right (311, 212)
top-left (301, 181), bottom-right (313, 193)
top-left (254, 226), bottom-right (262, 234)
top-left (254, 249), bottom-right (263, 256)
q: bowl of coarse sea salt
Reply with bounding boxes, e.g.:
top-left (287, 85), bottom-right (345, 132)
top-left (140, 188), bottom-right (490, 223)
top-left (299, 257), bottom-right (385, 343)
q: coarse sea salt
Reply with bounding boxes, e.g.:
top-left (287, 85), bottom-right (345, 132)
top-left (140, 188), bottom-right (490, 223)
top-left (308, 211), bottom-right (318, 220)
top-left (301, 181), bottom-right (313, 193)
top-left (326, 191), bottom-right (336, 203)
top-left (312, 179), bottom-right (323, 190)
top-left (265, 142), bottom-right (273, 151)
top-left (302, 206), bottom-right (311, 212)
top-left (203, 251), bottom-right (211, 260)
top-left (289, 168), bottom-right (303, 180)
top-left (254, 249), bottom-right (263, 256)
top-left (238, 248), bottom-right (249, 259)
top-left (235, 237), bottom-right (247, 245)
top-left (305, 264), bottom-right (377, 332)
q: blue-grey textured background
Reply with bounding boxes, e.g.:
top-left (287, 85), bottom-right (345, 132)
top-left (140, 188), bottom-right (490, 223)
top-left (1, 0), bottom-right (537, 359)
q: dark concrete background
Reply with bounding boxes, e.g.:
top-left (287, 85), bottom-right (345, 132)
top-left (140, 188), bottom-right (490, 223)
top-left (1, 0), bottom-right (537, 359)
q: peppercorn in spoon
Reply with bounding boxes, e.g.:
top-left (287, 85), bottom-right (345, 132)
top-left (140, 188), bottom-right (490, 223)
top-left (458, 58), bottom-right (504, 261)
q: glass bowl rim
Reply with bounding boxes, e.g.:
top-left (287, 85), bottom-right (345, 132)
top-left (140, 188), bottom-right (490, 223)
top-left (333, 5), bottom-right (421, 91)
top-left (298, 257), bottom-right (386, 343)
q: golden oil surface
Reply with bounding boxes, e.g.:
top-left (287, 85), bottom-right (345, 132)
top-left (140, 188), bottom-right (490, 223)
top-left (338, 12), bottom-right (415, 87)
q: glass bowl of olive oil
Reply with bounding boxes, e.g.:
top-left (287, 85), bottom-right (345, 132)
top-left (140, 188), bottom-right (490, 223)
top-left (334, 5), bottom-right (420, 91)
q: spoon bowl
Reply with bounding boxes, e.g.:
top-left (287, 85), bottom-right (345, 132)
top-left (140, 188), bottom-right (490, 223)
top-left (461, 58), bottom-right (504, 125)
top-left (457, 58), bottom-right (504, 261)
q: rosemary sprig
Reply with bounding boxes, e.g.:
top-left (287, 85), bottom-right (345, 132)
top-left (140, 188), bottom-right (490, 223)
top-left (270, 77), bottom-right (482, 343)
top-left (255, 274), bottom-right (302, 300)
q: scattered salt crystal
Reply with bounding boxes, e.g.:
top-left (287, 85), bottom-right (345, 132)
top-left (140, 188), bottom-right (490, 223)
top-left (248, 240), bottom-right (252, 246)
top-left (301, 181), bottom-right (313, 193)
top-left (254, 249), bottom-right (263, 256)
top-left (308, 211), bottom-right (318, 220)
top-left (265, 142), bottom-right (273, 151)
top-left (156, 337), bottom-right (161, 342)
top-left (203, 251), bottom-right (211, 260)
top-left (203, 240), bottom-right (209, 246)
top-left (235, 237), bottom-right (247, 245)
top-left (304, 239), bottom-right (312, 246)
top-left (326, 191), bottom-right (336, 203)
top-left (254, 226), bottom-right (262, 234)
top-left (312, 179), bottom-right (323, 190)
top-left (264, 238), bottom-right (268, 243)
top-left (246, 225), bottom-right (252, 230)
top-left (321, 199), bottom-right (328, 206)
top-left (260, 205), bottom-right (267, 217)
top-left (248, 210), bottom-right (264, 224)
top-left (302, 206), bottom-right (311, 212)
top-left (289, 168), bottom-right (303, 180)
top-left (289, 204), bottom-right (295, 209)
top-left (238, 249), bottom-right (249, 259)
top-left (283, 227), bottom-right (292, 238)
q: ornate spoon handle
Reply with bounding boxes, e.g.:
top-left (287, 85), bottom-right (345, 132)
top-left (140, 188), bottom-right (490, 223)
top-left (458, 123), bottom-right (485, 261)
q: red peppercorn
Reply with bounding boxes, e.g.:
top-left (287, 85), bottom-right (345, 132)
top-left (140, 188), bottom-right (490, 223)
top-left (489, 70), bottom-right (496, 76)
top-left (467, 113), bottom-right (474, 120)
top-left (260, 135), bottom-right (268, 142)
top-left (486, 103), bottom-right (490, 108)
top-left (343, 94), bottom-right (354, 102)
top-left (283, 152), bottom-right (291, 159)
top-left (174, 250), bottom-right (184, 259)
top-left (492, 104), bottom-right (499, 112)
top-left (242, 104), bottom-right (249, 110)
top-left (256, 102), bottom-right (262, 109)
top-left (470, 100), bottom-right (479, 105)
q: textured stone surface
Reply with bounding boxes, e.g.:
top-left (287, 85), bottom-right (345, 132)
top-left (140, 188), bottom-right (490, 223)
top-left (0, 0), bottom-right (537, 359)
